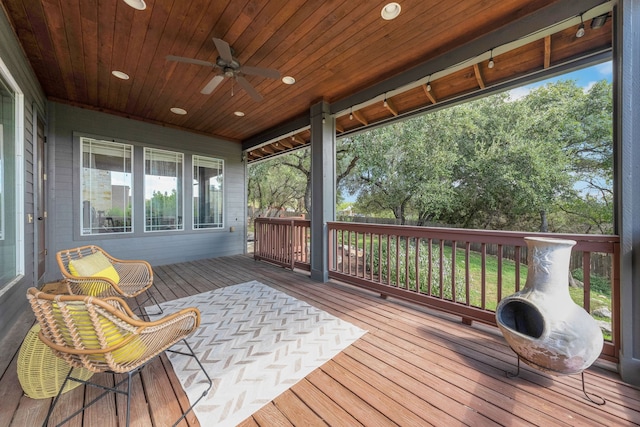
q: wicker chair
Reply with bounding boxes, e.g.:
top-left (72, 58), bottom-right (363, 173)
top-left (27, 287), bottom-right (212, 427)
top-left (56, 245), bottom-right (162, 316)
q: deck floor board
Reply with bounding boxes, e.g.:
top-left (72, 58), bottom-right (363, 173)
top-left (1, 254), bottom-right (639, 426)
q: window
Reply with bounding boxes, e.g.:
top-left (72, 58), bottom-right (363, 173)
top-left (193, 155), bottom-right (224, 229)
top-left (80, 138), bottom-right (133, 235)
top-left (145, 148), bottom-right (183, 231)
top-left (0, 68), bottom-right (21, 289)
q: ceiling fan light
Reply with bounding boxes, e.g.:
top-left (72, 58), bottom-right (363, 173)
top-left (381, 3), bottom-right (401, 20)
top-left (123, 0), bottom-right (146, 10)
top-left (111, 70), bottom-right (130, 80)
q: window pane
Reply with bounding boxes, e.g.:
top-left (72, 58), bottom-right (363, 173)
top-left (81, 138), bottom-right (133, 235)
top-left (145, 148), bottom-right (183, 231)
top-left (193, 155), bottom-right (224, 229)
top-left (0, 74), bottom-right (17, 287)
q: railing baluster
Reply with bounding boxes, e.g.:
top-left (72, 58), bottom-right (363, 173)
top-left (451, 240), bottom-right (457, 302)
top-left (395, 235), bottom-right (400, 287)
top-left (465, 241), bottom-right (471, 305)
top-left (439, 239), bottom-right (445, 298)
top-left (340, 229), bottom-right (345, 273)
top-left (481, 243), bottom-right (487, 310)
top-left (497, 244), bottom-right (503, 304)
top-left (370, 232), bottom-right (374, 280)
top-left (386, 234), bottom-right (391, 286)
top-left (515, 245), bottom-right (521, 292)
top-left (404, 236), bottom-right (410, 290)
top-left (347, 230), bottom-right (352, 275)
top-left (378, 233), bottom-right (382, 283)
top-left (415, 238), bottom-right (421, 293)
top-left (583, 251), bottom-right (591, 313)
top-left (427, 238), bottom-right (433, 296)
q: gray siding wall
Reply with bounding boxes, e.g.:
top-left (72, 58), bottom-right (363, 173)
top-left (0, 8), bottom-right (47, 340)
top-left (45, 102), bottom-right (247, 282)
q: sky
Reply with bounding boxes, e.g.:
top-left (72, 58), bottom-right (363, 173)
top-left (508, 61), bottom-right (612, 100)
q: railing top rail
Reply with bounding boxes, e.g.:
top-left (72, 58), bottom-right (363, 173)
top-left (327, 221), bottom-right (619, 252)
top-left (255, 217), bottom-right (309, 225)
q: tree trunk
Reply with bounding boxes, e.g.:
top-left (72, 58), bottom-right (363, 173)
top-left (539, 209), bottom-right (548, 232)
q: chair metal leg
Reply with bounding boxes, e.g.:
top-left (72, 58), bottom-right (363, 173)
top-left (126, 370), bottom-right (133, 426)
top-left (137, 290), bottom-right (164, 320)
top-left (168, 339), bottom-right (213, 427)
top-left (44, 366), bottom-right (142, 426)
top-left (43, 340), bottom-right (208, 427)
top-left (43, 366), bottom-right (74, 427)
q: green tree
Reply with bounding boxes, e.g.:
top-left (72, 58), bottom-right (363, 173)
top-left (343, 118), bottom-right (459, 225)
top-left (247, 153), bottom-right (307, 216)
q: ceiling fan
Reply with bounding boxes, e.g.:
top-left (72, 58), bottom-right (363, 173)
top-left (166, 37), bottom-right (281, 101)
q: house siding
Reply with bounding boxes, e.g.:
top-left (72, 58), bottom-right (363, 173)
top-left (0, 7), bottom-right (47, 340)
top-left (45, 102), bottom-right (246, 282)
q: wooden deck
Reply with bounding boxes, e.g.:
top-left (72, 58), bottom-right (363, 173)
top-left (2, 254), bottom-right (640, 426)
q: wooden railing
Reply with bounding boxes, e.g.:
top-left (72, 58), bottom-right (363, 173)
top-left (254, 217), bottom-right (311, 271)
top-left (327, 222), bottom-right (620, 362)
top-left (253, 219), bottom-right (620, 361)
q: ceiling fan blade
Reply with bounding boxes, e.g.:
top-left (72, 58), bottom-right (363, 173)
top-left (213, 38), bottom-right (234, 64)
top-left (240, 65), bottom-right (281, 80)
top-left (201, 75), bottom-right (225, 95)
top-left (236, 76), bottom-right (263, 101)
top-left (166, 55), bottom-right (215, 67)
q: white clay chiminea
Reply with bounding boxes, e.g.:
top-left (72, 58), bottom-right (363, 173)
top-left (495, 237), bottom-right (603, 375)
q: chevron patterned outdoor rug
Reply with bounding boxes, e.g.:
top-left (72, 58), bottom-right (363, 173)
top-left (147, 280), bottom-right (367, 426)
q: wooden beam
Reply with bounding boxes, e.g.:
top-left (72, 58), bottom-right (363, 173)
top-left (291, 135), bottom-right (306, 146)
top-left (271, 142), bottom-right (286, 152)
top-left (260, 145), bottom-right (275, 154)
top-left (384, 97), bottom-right (399, 116)
top-left (422, 84), bottom-right (437, 104)
top-left (336, 123), bottom-right (344, 133)
top-left (544, 35), bottom-right (551, 68)
top-left (353, 110), bottom-right (368, 126)
top-left (279, 138), bottom-right (294, 149)
top-left (473, 64), bottom-right (486, 89)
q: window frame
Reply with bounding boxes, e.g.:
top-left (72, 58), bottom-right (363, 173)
top-left (144, 147), bottom-right (184, 233)
top-left (192, 154), bottom-right (225, 230)
top-left (79, 137), bottom-right (134, 236)
top-left (0, 57), bottom-right (24, 294)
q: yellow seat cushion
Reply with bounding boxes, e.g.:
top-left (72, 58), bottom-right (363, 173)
top-left (68, 252), bottom-right (120, 296)
top-left (54, 301), bottom-right (146, 364)
top-left (97, 316), bottom-right (146, 363)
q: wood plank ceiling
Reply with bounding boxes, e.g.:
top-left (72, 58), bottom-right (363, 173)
top-left (1, 0), bottom-right (612, 162)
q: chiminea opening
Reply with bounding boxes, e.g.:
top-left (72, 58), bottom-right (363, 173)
top-left (497, 300), bottom-right (544, 339)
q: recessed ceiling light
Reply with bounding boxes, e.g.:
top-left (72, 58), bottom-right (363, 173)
top-left (381, 2), bottom-right (401, 20)
top-left (282, 76), bottom-right (296, 85)
top-left (111, 70), bottom-right (130, 80)
top-left (234, 111), bottom-right (245, 117)
top-left (170, 107), bottom-right (187, 115)
top-left (123, 0), bottom-right (146, 10)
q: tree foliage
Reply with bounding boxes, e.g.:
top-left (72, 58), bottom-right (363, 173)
top-left (247, 77), bottom-right (613, 234)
